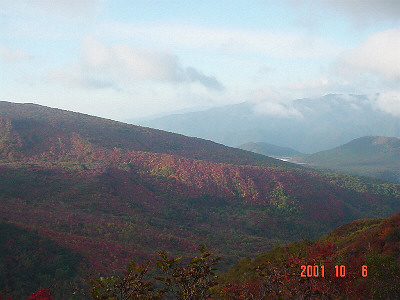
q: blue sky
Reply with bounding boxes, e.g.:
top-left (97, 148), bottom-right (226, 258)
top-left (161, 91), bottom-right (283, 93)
top-left (1, 0), bottom-right (399, 121)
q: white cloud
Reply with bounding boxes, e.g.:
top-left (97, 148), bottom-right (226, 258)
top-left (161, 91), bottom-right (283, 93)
top-left (336, 27), bottom-right (400, 82)
top-left (0, 45), bottom-right (33, 62)
top-left (0, 0), bottom-right (103, 17)
top-left (50, 37), bottom-right (224, 91)
top-left (82, 38), bottom-right (181, 81)
top-left (253, 101), bottom-right (303, 118)
top-left (284, 76), bottom-right (361, 99)
top-left (244, 86), bottom-right (287, 104)
top-left (99, 22), bottom-right (344, 59)
top-left (47, 64), bottom-right (115, 90)
top-left (288, 77), bottom-right (330, 90)
top-left (373, 91), bottom-right (400, 116)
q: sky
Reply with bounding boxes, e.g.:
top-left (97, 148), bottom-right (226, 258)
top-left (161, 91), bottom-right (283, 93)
top-left (1, 0), bottom-right (399, 121)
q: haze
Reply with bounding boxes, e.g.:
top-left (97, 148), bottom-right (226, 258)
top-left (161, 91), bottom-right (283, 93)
top-left (1, 0), bottom-right (399, 121)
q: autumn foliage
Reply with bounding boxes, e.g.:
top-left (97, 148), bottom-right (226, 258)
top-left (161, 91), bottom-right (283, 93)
top-left (217, 212), bottom-right (400, 299)
top-left (1, 101), bottom-right (400, 298)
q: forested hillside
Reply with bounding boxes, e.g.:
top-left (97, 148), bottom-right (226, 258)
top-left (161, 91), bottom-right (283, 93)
top-left (218, 210), bottom-right (400, 299)
top-left (0, 101), bottom-right (284, 167)
top-left (0, 101), bottom-right (399, 297)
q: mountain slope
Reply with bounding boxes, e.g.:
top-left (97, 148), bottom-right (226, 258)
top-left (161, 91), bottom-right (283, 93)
top-left (295, 136), bottom-right (400, 183)
top-left (238, 142), bottom-right (301, 157)
top-left (0, 101), bottom-right (399, 296)
top-left (138, 94), bottom-right (400, 153)
top-left (0, 101), bottom-right (287, 167)
top-left (218, 210), bottom-right (400, 298)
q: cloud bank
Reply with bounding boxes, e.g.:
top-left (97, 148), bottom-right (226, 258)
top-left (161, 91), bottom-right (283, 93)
top-left (49, 37), bottom-right (224, 91)
top-left (336, 27), bottom-right (400, 82)
top-left (99, 22), bottom-right (344, 59)
top-left (374, 91), bottom-right (400, 117)
top-left (253, 101), bottom-right (303, 118)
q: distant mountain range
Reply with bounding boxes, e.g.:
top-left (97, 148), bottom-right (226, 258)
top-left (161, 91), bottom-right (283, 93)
top-left (137, 94), bottom-right (400, 153)
top-left (293, 136), bottom-right (400, 183)
top-left (1, 101), bottom-right (399, 297)
top-left (238, 142), bottom-right (301, 157)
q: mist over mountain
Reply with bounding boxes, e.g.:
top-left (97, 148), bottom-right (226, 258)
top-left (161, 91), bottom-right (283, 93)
top-left (138, 94), bottom-right (400, 153)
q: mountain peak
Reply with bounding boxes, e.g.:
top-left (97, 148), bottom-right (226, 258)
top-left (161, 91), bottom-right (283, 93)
top-left (298, 135), bottom-right (400, 183)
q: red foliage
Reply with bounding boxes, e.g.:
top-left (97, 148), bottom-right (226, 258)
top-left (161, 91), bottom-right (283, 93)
top-left (26, 287), bottom-right (52, 300)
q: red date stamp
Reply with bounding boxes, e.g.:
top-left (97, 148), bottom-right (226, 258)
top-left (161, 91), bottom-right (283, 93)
top-left (300, 265), bottom-right (368, 277)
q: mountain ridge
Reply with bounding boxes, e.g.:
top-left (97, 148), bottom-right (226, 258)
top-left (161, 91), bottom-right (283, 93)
top-left (0, 100), bottom-right (289, 167)
top-left (294, 136), bottom-right (400, 183)
top-left (139, 94), bottom-right (400, 153)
